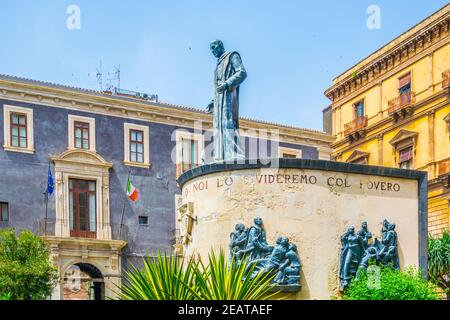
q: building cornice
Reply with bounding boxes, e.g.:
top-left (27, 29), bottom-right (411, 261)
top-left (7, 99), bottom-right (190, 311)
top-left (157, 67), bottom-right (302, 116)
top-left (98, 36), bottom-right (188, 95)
top-left (42, 236), bottom-right (127, 250)
top-left (325, 5), bottom-right (450, 104)
top-left (0, 76), bottom-right (333, 149)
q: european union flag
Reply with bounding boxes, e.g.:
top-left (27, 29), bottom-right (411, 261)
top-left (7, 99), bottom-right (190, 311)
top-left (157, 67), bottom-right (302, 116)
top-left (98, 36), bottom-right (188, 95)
top-left (46, 163), bottom-right (54, 195)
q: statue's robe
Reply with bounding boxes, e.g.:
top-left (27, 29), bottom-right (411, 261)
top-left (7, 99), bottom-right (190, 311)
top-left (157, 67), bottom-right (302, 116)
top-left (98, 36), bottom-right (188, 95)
top-left (213, 51), bottom-right (247, 161)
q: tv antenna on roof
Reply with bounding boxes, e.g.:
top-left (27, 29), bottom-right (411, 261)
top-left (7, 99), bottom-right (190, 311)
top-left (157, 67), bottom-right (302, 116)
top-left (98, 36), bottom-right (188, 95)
top-left (96, 60), bottom-right (103, 91)
top-left (106, 65), bottom-right (121, 92)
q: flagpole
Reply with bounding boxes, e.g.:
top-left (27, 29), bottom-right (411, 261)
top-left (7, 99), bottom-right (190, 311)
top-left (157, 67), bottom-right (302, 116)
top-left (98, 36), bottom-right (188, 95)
top-left (44, 189), bottom-right (49, 235)
top-left (119, 169), bottom-right (131, 239)
top-left (44, 161), bottom-right (50, 235)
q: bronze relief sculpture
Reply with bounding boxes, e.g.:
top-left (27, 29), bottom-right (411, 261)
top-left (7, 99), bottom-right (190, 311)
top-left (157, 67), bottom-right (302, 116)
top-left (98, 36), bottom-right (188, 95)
top-left (229, 217), bottom-right (301, 290)
top-left (339, 220), bottom-right (400, 290)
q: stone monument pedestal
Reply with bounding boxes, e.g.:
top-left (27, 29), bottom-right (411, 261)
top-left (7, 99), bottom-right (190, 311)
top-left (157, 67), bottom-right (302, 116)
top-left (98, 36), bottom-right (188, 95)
top-left (176, 159), bottom-right (427, 300)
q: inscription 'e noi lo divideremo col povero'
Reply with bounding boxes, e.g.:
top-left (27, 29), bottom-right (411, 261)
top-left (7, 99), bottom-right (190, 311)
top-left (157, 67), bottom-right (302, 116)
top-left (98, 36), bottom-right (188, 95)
top-left (182, 173), bottom-right (403, 196)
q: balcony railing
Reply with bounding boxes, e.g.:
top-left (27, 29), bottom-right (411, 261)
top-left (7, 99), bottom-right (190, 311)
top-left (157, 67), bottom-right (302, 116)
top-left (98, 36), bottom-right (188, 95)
top-left (388, 91), bottom-right (416, 115)
top-left (37, 219), bottom-right (128, 241)
top-left (344, 116), bottom-right (368, 137)
top-left (443, 70), bottom-right (450, 89)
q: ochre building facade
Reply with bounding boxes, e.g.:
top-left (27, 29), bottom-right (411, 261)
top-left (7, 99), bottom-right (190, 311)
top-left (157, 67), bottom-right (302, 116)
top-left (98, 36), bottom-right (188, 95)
top-left (324, 4), bottom-right (450, 236)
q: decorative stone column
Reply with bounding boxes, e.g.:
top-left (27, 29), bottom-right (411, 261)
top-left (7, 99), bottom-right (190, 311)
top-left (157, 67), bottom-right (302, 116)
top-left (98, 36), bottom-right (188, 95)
top-left (377, 82), bottom-right (383, 119)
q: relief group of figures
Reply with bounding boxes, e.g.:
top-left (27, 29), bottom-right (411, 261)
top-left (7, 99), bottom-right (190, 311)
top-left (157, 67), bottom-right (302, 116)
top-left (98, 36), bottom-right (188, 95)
top-left (339, 219), bottom-right (400, 290)
top-left (228, 217), bottom-right (399, 291)
top-left (229, 217), bottom-right (301, 287)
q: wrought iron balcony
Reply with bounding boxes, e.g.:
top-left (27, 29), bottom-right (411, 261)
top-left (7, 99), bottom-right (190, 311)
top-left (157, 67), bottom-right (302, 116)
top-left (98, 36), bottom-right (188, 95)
top-left (443, 70), bottom-right (450, 89)
top-left (344, 116), bottom-right (368, 141)
top-left (388, 91), bottom-right (415, 114)
top-left (37, 219), bottom-right (128, 241)
top-left (388, 91), bottom-right (415, 121)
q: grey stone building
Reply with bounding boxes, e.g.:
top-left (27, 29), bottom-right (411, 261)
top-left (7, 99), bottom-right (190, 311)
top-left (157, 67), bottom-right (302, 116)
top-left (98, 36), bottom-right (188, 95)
top-left (0, 74), bottom-right (333, 299)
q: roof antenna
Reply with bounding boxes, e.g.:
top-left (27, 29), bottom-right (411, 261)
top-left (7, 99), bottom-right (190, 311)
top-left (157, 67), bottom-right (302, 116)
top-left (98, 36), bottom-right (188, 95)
top-left (106, 65), bottom-right (121, 93)
top-left (96, 60), bottom-right (103, 91)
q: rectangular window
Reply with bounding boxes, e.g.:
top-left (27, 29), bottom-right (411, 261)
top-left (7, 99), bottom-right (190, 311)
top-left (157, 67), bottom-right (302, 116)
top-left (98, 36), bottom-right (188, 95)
top-left (0, 202), bottom-right (8, 223)
top-left (123, 123), bottom-right (150, 168)
top-left (69, 179), bottom-right (96, 238)
top-left (74, 121), bottom-right (90, 150)
top-left (3, 105), bottom-right (34, 154)
top-left (181, 138), bottom-right (198, 172)
top-left (354, 100), bottom-right (364, 118)
top-left (399, 147), bottom-right (413, 169)
top-left (175, 131), bottom-right (203, 177)
top-left (399, 73), bottom-right (412, 104)
top-left (130, 129), bottom-right (144, 163)
top-left (10, 113), bottom-right (27, 148)
top-left (68, 115), bottom-right (96, 152)
top-left (278, 146), bottom-right (302, 159)
top-left (138, 216), bottom-right (149, 225)
top-left (282, 153), bottom-right (298, 158)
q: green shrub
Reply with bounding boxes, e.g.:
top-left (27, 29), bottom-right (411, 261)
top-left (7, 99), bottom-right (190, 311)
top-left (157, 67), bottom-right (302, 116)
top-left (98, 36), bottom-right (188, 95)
top-left (428, 230), bottom-right (450, 299)
top-left (342, 266), bottom-right (440, 300)
top-left (0, 228), bottom-right (59, 300)
top-left (0, 292), bottom-right (12, 300)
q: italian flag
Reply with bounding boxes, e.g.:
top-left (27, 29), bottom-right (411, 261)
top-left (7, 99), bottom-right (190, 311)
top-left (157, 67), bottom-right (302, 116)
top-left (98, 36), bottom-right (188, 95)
top-left (126, 176), bottom-right (139, 202)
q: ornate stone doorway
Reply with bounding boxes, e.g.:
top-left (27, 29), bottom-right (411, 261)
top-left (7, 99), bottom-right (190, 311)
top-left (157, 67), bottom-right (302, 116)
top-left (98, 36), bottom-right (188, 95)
top-left (62, 263), bottom-right (104, 300)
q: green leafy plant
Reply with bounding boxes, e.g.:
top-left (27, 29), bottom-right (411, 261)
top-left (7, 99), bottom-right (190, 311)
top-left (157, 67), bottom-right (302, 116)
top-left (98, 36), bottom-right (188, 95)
top-left (117, 251), bottom-right (199, 300)
top-left (0, 228), bottom-right (59, 300)
top-left (342, 266), bottom-right (440, 300)
top-left (0, 292), bottom-right (12, 300)
top-left (116, 250), bottom-right (278, 300)
top-left (188, 250), bottom-right (277, 300)
top-left (428, 230), bottom-right (450, 299)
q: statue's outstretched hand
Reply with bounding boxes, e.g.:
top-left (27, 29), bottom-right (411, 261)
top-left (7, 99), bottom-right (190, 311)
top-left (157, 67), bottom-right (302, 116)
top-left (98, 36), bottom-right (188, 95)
top-left (206, 101), bottom-right (214, 114)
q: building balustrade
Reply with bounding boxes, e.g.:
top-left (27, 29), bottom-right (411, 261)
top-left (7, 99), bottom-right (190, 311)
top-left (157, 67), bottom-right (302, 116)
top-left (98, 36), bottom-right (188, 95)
top-left (387, 91), bottom-right (416, 120)
top-left (37, 218), bottom-right (128, 241)
top-left (344, 116), bottom-right (368, 141)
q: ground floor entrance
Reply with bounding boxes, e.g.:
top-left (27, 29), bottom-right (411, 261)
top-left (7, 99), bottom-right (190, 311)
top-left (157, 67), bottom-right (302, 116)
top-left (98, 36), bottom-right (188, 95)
top-left (43, 236), bottom-right (127, 300)
top-left (62, 263), bottom-right (104, 300)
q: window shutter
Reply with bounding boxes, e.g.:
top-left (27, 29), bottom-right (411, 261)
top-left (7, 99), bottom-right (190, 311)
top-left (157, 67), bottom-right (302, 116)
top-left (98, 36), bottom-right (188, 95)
top-left (399, 147), bottom-right (413, 163)
top-left (398, 73), bottom-right (411, 88)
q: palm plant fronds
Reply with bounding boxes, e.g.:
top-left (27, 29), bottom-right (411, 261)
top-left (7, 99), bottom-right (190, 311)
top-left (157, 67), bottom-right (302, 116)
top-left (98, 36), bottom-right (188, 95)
top-left (116, 251), bottom-right (199, 300)
top-left (114, 249), bottom-right (279, 300)
top-left (192, 249), bottom-right (279, 300)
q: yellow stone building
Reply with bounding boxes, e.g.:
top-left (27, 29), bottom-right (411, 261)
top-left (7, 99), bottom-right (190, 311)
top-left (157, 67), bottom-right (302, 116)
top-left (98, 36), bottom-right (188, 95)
top-left (324, 4), bottom-right (450, 236)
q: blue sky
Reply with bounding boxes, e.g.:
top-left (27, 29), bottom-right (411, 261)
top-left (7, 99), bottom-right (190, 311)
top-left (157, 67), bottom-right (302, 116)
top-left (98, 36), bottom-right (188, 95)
top-left (0, 1), bottom-right (447, 131)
